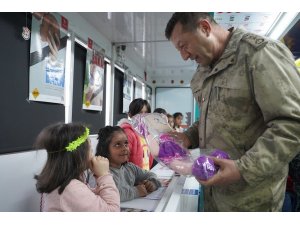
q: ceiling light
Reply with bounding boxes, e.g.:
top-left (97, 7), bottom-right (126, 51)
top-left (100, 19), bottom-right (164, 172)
top-left (107, 12), bottom-right (112, 20)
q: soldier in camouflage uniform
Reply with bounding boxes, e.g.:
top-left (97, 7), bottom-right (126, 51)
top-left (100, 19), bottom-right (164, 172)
top-left (165, 13), bottom-right (300, 211)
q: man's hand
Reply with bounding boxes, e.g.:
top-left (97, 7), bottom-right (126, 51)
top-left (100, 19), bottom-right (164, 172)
top-left (196, 157), bottom-right (241, 186)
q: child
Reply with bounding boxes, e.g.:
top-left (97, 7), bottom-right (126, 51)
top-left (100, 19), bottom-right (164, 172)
top-left (173, 112), bottom-right (184, 132)
top-left (118, 98), bottom-right (154, 170)
top-left (166, 113), bottom-right (175, 129)
top-left (34, 122), bottom-right (120, 212)
top-left (96, 126), bottom-right (161, 202)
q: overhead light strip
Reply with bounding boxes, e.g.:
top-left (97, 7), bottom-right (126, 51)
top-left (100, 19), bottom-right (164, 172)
top-left (267, 12), bottom-right (299, 40)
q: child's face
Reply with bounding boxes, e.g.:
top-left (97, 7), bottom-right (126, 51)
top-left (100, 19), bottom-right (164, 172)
top-left (168, 117), bottom-right (174, 128)
top-left (175, 116), bottom-right (183, 126)
top-left (108, 131), bottom-right (129, 168)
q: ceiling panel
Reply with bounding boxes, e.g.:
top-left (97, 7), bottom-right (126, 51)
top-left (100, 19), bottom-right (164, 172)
top-left (214, 12), bottom-right (281, 35)
top-left (78, 12), bottom-right (283, 79)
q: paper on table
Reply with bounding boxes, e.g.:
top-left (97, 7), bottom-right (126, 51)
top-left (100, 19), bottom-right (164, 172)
top-left (120, 198), bottom-right (158, 212)
top-left (121, 187), bottom-right (167, 211)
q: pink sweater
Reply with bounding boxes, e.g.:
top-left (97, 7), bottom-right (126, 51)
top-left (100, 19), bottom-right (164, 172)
top-left (44, 174), bottom-right (120, 212)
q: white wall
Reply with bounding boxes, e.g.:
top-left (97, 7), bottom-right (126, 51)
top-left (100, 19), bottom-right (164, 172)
top-left (0, 135), bottom-right (98, 212)
top-left (0, 150), bottom-right (46, 212)
top-left (150, 75), bottom-right (192, 88)
top-left (155, 87), bottom-right (194, 126)
top-left (150, 74), bottom-right (192, 109)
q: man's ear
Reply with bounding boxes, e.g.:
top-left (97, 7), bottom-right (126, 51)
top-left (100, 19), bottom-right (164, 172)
top-left (198, 19), bottom-right (211, 37)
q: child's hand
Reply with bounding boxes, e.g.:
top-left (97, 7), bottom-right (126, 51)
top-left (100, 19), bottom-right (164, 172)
top-left (91, 156), bottom-right (109, 178)
top-left (143, 180), bottom-right (157, 193)
top-left (136, 184), bottom-right (148, 197)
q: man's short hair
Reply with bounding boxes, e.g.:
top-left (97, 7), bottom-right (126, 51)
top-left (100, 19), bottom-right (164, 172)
top-left (165, 12), bottom-right (216, 40)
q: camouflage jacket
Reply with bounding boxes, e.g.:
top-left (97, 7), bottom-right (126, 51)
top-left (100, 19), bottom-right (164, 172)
top-left (185, 28), bottom-right (300, 211)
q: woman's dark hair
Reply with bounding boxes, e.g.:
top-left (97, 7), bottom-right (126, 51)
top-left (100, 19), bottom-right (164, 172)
top-left (153, 108), bottom-right (167, 115)
top-left (165, 12), bottom-right (216, 40)
top-left (128, 98), bottom-right (151, 117)
top-left (96, 126), bottom-right (125, 158)
top-left (34, 122), bottom-right (90, 194)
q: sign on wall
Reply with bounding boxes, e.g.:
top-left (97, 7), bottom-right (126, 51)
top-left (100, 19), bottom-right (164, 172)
top-left (123, 72), bottom-right (133, 113)
top-left (82, 50), bottom-right (105, 111)
top-left (29, 12), bottom-right (68, 104)
top-left (134, 80), bottom-right (143, 99)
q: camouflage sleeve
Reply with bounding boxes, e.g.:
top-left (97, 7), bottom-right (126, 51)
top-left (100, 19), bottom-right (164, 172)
top-left (236, 41), bottom-right (300, 185)
top-left (184, 120), bottom-right (200, 149)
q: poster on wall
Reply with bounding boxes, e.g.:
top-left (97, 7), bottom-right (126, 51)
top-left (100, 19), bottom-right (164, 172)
top-left (134, 80), bottom-right (143, 99)
top-left (122, 72), bottom-right (133, 113)
top-left (82, 50), bottom-right (105, 111)
top-left (29, 12), bottom-right (68, 104)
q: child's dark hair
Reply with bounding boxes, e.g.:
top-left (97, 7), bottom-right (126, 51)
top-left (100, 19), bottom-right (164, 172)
top-left (153, 108), bottom-right (167, 115)
top-left (34, 122), bottom-right (90, 194)
top-left (128, 98), bottom-right (151, 117)
top-left (167, 113), bottom-right (173, 119)
top-left (173, 112), bottom-right (183, 119)
top-left (96, 126), bottom-right (125, 158)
